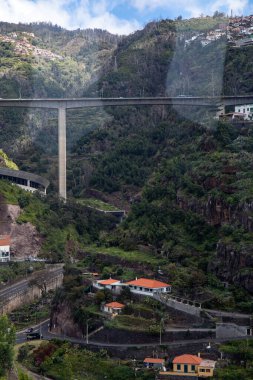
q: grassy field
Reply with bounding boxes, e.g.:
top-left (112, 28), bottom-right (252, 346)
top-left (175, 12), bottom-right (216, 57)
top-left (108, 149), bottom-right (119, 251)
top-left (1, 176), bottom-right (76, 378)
top-left (83, 244), bottom-right (166, 266)
top-left (76, 197), bottom-right (121, 212)
top-left (106, 314), bottom-right (158, 332)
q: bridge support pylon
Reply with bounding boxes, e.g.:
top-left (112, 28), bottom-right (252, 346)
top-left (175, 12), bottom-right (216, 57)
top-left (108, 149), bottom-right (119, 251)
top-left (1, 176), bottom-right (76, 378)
top-left (58, 107), bottom-right (67, 200)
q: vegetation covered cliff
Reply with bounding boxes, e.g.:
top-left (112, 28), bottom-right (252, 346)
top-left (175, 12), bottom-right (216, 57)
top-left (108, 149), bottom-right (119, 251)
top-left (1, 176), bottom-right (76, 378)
top-left (0, 18), bottom-right (252, 312)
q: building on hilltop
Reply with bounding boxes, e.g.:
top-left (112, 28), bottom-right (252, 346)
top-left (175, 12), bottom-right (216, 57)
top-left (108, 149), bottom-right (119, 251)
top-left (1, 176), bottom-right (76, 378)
top-left (102, 301), bottom-right (125, 315)
top-left (0, 235), bottom-right (11, 262)
top-left (126, 278), bottom-right (172, 296)
top-left (93, 277), bottom-right (172, 296)
top-left (93, 278), bottom-right (122, 293)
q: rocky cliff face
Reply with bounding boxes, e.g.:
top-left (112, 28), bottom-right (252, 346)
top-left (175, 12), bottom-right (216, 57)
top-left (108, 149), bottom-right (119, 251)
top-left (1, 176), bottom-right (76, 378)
top-left (177, 192), bottom-right (253, 231)
top-left (177, 192), bottom-right (253, 294)
top-left (0, 196), bottom-right (42, 258)
top-left (210, 242), bottom-right (253, 294)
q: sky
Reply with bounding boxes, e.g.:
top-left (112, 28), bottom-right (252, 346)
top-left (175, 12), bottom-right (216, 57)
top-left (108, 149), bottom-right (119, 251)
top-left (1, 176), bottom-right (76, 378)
top-left (0, 0), bottom-right (252, 35)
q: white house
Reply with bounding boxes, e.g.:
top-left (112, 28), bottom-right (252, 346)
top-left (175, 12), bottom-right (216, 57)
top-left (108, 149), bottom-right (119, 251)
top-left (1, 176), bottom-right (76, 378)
top-left (0, 236), bottom-right (11, 262)
top-left (103, 301), bottom-right (125, 315)
top-left (235, 104), bottom-right (253, 120)
top-left (93, 278), bottom-right (122, 293)
top-left (126, 278), bottom-right (171, 296)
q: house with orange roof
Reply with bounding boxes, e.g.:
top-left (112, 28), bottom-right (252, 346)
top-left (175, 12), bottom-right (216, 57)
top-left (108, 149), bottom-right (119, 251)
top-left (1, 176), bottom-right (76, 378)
top-left (173, 354), bottom-right (202, 375)
top-left (144, 357), bottom-right (165, 369)
top-left (159, 354), bottom-right (216, 378)
top-left (103, 301), bottom-right (125, 315)
top-left (126, 278), bottom-right (171, 296)
top-left (93, 278), bottom-right (121, 292)
top-left (0, 235), bottom-right (11, 262)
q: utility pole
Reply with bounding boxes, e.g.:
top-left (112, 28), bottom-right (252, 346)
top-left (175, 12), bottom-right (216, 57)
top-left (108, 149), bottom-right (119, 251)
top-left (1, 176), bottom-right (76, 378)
top-left (160, 318), bottom-right (163, 345)
top-left (86, 320), bottom-right (89, 344)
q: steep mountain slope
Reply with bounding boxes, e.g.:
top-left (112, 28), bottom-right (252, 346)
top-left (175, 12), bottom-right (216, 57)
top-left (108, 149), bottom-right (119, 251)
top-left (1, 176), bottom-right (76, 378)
top-left (0, 22), bottom-right (119, 158)
top-left (0, 18), bottom-right (252, 311)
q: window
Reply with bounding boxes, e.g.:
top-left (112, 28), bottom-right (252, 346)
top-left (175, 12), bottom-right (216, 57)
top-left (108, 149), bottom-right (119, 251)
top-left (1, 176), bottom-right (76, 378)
top-left (206, 369), bottom-right (210, 372)
top-left (247, 108), bottom-right (249, 111)
top-left (177, 364), bottom-right (181, 371)
top-left (191, 365), bottom-right (195, 371)
top-left (199, 369), bottom-right (205, 372)
top-left (238, 109), bottom-right (241, 112)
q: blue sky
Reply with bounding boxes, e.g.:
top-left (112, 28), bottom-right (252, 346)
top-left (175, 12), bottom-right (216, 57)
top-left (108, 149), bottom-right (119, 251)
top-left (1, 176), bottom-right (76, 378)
top-left (0, 0), bottom-right (253, 34)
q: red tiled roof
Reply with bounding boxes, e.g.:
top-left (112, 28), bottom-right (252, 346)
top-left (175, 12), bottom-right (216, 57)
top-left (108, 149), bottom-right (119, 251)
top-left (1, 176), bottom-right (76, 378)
top-left (144, 358), bottom-right (164, 364)
top-left (173, 355), bottom-right (202, 365)
top-left (0, 236), bottom-right (11, 246)
top-left (98, 279), bottom-right (119, 285)
top-left (105, 302), bottom-right (125, 309)
top-left (126, 278), bottom-right (170, 288)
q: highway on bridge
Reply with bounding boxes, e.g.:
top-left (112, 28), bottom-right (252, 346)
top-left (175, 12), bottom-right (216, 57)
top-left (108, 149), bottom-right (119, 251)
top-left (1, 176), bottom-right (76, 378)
top-left (0, 95), bottom-right (252, 200)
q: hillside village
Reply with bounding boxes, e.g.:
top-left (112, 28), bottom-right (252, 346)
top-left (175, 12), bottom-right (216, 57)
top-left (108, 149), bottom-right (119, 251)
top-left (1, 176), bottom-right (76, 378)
top-left (0, 31), bottom-right (63, 60)
top-left (184, 15), bottom-right (253, 47)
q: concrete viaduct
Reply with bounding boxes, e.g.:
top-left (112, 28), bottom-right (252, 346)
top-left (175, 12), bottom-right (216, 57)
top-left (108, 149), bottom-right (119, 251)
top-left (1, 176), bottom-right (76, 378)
top-left (0, 95), bottom-right (252, 200)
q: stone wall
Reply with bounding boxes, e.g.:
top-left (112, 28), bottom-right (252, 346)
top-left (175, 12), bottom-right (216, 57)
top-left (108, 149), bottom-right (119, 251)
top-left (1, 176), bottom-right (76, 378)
top-left (0, 271), bottom-right (63, 314)
top-left (216, 323), bottom-right (252, 339)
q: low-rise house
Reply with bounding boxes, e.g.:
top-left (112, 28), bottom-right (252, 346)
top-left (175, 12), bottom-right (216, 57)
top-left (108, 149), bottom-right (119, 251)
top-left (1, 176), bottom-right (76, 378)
top-left (159, 354), bottom-right (216, 378)
top-left (0, 235), bottom-right (11, 262)
top-left (144, 358), bottom-right (165, 369)
top-left (235, 104), bottom-right (253, 120)
top-left (173, 355), bottom-right (202, 375)
top-left (93, 277), bottom-right (172, 296)
top-left (126, 278), bottom-right (171, 296)
top-left (197, 359), bottom-right (216, 377)
top-left (103, 301), bottom-right (125, 315)
top-left (93, 278), bottom-right (122, 293)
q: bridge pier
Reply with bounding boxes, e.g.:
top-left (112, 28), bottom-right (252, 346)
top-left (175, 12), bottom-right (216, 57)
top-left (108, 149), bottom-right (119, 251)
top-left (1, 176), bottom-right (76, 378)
top-left (58, 107), bottom-right (67, 200)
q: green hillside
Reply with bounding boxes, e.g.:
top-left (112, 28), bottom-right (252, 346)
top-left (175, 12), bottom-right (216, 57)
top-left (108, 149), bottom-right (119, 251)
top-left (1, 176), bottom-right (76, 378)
top-left (0, 19), bottom-right (252, 312)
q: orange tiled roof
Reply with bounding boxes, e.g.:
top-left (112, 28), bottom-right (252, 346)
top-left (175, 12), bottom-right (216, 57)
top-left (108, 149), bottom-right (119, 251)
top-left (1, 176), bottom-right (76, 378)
top-left (173, 355), bottom-right (202, 365)
top-left (126, 278), bottom-right (170, 288)
top-left (98, 279), bottom-right (119, 285)
top-left (144, 358), bottom-right (164, 363)
top-left (0, 236), bottom-right (11, 246)
top-left (105, 302), bottom-right (125, 309)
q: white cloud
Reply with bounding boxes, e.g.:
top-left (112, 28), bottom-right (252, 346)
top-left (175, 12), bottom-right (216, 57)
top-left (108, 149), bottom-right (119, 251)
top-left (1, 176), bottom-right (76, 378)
top-left (0, 0), bottom-right (250, 36)
top-left (0, 0), bottom-right (140, 34)
top-left (208, 0), bottom-right (248, 15)
top-left (130, 0), bottom-right (249, 17)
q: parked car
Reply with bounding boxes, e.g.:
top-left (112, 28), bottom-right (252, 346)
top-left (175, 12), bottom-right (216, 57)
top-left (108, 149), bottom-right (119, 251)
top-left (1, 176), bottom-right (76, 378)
top-left (26, 332), bottom-right (43, 340)
top-left (25, 327), bottom-right (34, 333)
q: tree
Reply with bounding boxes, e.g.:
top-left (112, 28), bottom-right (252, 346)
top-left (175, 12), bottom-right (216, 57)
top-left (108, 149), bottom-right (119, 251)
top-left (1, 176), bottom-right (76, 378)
top-left (0, 315), bottom-right (16, 376)
top-left (213, 10), bottom-right (225, 18)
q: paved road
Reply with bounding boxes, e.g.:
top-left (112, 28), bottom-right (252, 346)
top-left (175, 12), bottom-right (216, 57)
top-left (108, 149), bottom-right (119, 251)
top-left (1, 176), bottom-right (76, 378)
top-left (16, 320), bottom-right (253, 348)
top-left (0, 266), bottom-right (63, 305)
top-left (204, 309), bottom-right (251, 319)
